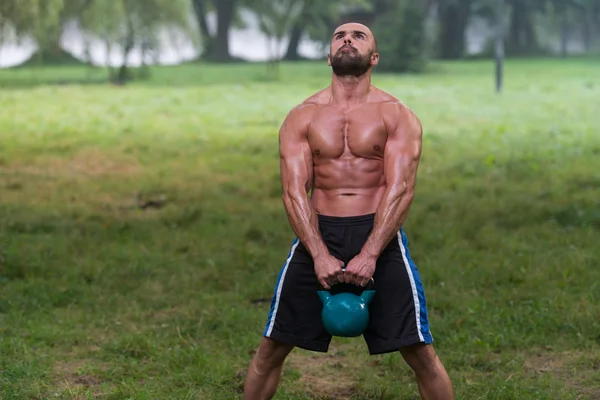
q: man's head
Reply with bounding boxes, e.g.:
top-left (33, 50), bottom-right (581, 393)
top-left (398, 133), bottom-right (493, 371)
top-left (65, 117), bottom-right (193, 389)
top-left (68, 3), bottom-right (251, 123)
top-left (328, 22), bottom-right (379, 78)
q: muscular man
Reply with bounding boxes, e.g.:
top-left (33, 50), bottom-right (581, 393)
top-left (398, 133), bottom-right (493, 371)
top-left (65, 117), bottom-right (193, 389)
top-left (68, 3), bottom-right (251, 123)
top-left (243, 22), bottom-right (454, 400)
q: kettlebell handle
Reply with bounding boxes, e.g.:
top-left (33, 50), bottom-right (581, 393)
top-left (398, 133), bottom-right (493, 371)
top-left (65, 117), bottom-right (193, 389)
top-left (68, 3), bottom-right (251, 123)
top-left (363, 277), bottom-right (375, 291)
top-left (317, 277), bottom-right (375, 292)
top-left (339, 266), bottom-right (375, 291)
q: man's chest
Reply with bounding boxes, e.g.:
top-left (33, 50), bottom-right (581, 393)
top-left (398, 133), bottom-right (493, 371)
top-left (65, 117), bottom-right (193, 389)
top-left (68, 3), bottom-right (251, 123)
top-left (307, 105), bottom-right (389, 159)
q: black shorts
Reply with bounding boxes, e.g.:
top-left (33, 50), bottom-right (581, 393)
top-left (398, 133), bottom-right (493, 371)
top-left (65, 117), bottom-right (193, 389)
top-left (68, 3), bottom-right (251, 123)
top-left (262, 213), bottom-right (434, 355)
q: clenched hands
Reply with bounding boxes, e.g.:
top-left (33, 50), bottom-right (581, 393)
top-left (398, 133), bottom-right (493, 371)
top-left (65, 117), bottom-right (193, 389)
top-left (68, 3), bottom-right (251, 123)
top-left (341, 252), bottom-right (377, 287)
top-left (314, 254), bottom-right (345, 290)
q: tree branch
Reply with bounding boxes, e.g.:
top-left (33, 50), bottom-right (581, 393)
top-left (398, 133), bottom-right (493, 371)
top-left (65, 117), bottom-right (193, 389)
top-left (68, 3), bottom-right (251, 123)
top-left (192, 0), bottom-right (212, 39)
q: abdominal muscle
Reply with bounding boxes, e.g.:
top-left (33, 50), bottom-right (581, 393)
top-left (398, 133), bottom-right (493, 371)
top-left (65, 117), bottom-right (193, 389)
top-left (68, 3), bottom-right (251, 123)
top-left (309, 157), bottom-right (386, 217)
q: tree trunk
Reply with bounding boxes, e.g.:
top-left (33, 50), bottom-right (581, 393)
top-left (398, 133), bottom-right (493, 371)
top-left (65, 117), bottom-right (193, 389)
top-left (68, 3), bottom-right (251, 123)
top-left (560, 6), bottom-right (568, 58)
top-left (593, 6), bottom-right (600, 51)
top-left (523, 13), bottom-right (536, 51)
top-left (420, 0), bottom-right (434, 16)
top-left (506, 0), bottom-right (538, 56)
top-left (507, 0), bottom-right (524, 54)
top-left (212, 0), bottom-right (236, 61)
top-left (495, 0), bottom-right (504, 93)
top-left (192, 0), bottom-right (214, 57)
top-left (104, 36), bottom-right (114, 82)
top-left (284, 24), bottom-right (303, 60)
top-left (437, 0), bottom-right (472, 59)
top-left (582, 12), bottom-right (590, 52)
top-left (116, 15), bottom-right (135, 85)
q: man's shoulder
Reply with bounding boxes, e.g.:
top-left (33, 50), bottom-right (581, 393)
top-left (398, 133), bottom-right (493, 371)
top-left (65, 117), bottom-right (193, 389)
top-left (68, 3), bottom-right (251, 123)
top-left (370, 87), bottom-right (421, 136)
top-left (299, 87), bottom-right (331, 107)
top-left (369, 87), bottom-right (416, 119)
top-left (371, 87), bottom-right (411, 112)
top-left (285, 87), bottom-right (330, 120)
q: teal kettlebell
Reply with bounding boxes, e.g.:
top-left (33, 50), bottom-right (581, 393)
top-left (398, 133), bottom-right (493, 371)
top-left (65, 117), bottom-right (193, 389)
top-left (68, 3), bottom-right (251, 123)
top-left (317, 279), bottom-right (376, 338)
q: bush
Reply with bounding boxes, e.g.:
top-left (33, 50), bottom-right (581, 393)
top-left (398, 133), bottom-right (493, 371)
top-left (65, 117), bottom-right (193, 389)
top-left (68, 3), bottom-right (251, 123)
top-left (372, 0), bottom-right (427, 73)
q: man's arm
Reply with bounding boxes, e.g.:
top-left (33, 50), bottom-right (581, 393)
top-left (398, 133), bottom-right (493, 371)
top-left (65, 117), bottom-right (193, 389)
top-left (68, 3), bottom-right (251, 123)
top-left (279, 105), bottom-right (329, 260)
top-left (360, 102), bottom-right (423, 259)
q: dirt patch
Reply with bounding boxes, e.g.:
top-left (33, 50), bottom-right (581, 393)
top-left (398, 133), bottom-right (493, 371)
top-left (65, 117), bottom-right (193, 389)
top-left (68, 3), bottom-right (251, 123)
top-left (53, 358), bottom-right (112, 397)
top-left (150, 306), bottom-right (182, 322)
top-left (287, 344), bottom-right (361, 399)
top-left (522, 348), bottom-right (600, 398)
top-left (523, 351), bottom-right (567, 374)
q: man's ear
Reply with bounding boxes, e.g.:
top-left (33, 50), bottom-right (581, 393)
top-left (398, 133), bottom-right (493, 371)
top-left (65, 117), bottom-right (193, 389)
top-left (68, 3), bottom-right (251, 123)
top-left (371, 52), bottom-right (380, 66)
top-left (327, 53), bottom-right (332, 66)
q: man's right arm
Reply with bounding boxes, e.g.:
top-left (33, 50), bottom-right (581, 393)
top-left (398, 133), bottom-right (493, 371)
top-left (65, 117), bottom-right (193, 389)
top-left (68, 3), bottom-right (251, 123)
top-left (279, 105), bottom-right (329, 260)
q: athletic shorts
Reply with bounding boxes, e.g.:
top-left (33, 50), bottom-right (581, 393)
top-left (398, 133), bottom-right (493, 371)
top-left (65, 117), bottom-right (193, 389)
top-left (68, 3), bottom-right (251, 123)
top-left (262, 213), bottom-right (434, 355)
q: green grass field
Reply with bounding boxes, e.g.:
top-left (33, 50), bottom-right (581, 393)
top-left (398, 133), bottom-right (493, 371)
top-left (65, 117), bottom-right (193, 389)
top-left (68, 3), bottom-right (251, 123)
top-left (0, 57), bottom-right (599, 399)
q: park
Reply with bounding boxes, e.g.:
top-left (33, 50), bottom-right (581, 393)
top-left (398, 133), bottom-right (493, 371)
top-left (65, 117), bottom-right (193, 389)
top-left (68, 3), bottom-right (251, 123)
top-left (1, 0), bottom-right (600, 399)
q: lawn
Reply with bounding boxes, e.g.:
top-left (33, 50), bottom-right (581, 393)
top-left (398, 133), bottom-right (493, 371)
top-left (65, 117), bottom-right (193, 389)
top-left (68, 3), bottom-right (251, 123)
top-left (0, 57), bottom-right (599, 399)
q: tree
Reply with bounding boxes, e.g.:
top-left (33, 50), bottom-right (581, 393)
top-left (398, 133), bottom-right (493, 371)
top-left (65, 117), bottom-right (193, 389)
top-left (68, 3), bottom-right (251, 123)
top-left (372, 0), bottom-right (428, 72)
top-left (19, 0), bottom-right (99, 66)
top-left (191, 0), bottom-right (238, 61)
top-left (495, 0), bottom-right (505, 92)
top-left (78, 0), bottom-right (195, 83)
top-left (281, 0), bottom-right (370, 60)
top-left (436, 0), bottom-right (473, 59)
top-left (0, 0), bottom-right (67, 65)
top-left (0, 0), bottom-right (32, 59)
top-left (251, 0), bottom-right (304, 75)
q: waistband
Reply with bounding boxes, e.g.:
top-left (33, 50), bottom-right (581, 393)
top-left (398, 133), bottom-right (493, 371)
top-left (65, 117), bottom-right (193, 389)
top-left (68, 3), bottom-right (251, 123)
top-left (317, 213), bottom-right (375, 227)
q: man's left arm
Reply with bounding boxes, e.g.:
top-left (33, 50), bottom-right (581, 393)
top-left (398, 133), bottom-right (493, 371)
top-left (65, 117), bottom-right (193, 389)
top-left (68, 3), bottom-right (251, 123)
top-left (343, 102), bottom-right (423, 286)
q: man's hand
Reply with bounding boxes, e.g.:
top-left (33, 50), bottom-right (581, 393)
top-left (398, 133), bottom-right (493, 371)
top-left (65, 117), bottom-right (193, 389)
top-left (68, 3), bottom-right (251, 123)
top-left (341, 252), bottom-right (377, 287)
top-left (314, 254), bottom-right (345, 290)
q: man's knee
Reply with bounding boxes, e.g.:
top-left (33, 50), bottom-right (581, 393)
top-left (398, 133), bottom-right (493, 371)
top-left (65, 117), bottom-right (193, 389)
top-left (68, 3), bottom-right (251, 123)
top-left (399, 343), bottom-right (443, 376)
top-left (252, 337), bottom-right (294, 373)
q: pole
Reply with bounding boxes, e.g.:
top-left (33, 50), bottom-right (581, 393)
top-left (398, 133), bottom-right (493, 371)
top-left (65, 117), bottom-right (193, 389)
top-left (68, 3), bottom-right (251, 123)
top-left (495, 0), bottom-right (504, 93)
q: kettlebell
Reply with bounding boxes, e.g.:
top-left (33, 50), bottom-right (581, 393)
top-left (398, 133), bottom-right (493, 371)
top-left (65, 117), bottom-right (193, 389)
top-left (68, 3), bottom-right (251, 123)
top-left (317, 278), bottom-right (376, 338)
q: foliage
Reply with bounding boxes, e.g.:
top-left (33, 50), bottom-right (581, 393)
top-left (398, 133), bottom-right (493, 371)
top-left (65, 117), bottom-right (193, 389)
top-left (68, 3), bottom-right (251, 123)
top-left (76, 0), bottom-right (195, 81)
top-left (80, 0), bottom-right (195, 57)
top-left (252, 0), bottom-right (304, 61)
top-left (0, 0), bottom-right (64, 51)
top-left (372, 0), bottom-right (428, 73)
top-left (0, 0), bottom-right (33, 45)
top-left (2, 0), bottom-right (599, 68)
top-left (300, 0), bottom-right (372, 53)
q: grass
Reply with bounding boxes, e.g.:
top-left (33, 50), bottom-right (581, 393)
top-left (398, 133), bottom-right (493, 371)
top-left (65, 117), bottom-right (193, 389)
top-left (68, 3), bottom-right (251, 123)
top-left (0, 57), bottom-right (599, 399)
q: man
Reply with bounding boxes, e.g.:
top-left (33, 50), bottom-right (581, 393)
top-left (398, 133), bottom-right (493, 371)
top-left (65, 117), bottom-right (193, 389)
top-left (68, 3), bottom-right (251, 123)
top-left (243, 22), bottom-right (454, 400)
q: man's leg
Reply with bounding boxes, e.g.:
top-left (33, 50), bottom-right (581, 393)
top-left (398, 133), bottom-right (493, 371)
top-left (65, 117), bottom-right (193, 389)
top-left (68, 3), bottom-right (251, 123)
top-left (244, 337), bottom-right (294, 400)
top-left (400, 343), bottom-right (453, 400)
top-left (358, 227), bottom-right (452, 399)
top-left (245, 235), bottom-right (334, 399)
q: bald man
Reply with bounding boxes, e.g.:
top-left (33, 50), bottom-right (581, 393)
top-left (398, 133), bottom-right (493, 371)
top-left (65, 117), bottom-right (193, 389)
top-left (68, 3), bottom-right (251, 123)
top-left (243, 23), bottom-right (454, 400)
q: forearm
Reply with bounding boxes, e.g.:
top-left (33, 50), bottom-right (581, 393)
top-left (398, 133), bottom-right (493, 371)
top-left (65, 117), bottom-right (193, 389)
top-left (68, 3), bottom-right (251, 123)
top-left (282, 191), bottom-right (329, 259)
top-left (361, 185), bottom-right (414, 258)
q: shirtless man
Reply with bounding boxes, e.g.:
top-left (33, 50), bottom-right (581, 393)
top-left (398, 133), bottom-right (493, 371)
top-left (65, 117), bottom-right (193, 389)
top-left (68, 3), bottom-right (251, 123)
top-left (243, 22), bottom-right (454, 400)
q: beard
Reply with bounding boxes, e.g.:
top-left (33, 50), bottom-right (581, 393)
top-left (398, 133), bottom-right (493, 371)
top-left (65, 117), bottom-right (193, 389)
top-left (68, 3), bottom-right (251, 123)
top-left (330, 46), bottom-right (372, 77)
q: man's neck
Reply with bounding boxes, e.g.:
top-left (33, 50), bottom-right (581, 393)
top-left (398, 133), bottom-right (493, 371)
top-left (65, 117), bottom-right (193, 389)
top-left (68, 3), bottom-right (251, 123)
top-left (330, 72), bottom-right (372, 107)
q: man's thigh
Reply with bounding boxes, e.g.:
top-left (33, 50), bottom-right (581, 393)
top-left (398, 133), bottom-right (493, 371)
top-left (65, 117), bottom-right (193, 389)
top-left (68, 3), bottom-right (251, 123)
top-left (262, 239), bottom-right (333, 353)
top-left (363, 229), bottom-right (434, 355)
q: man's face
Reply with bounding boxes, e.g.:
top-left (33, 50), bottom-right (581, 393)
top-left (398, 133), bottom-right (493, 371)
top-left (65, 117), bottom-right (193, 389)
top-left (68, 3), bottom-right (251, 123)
top-left (328, 23), bottom-right (378, 77)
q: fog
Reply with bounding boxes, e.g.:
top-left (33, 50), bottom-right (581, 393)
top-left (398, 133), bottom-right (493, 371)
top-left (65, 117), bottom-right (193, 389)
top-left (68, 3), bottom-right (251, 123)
top-left (0, 9), bottom-right (326, 68)
top-left (0, 8), bottom-right (586, 68)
